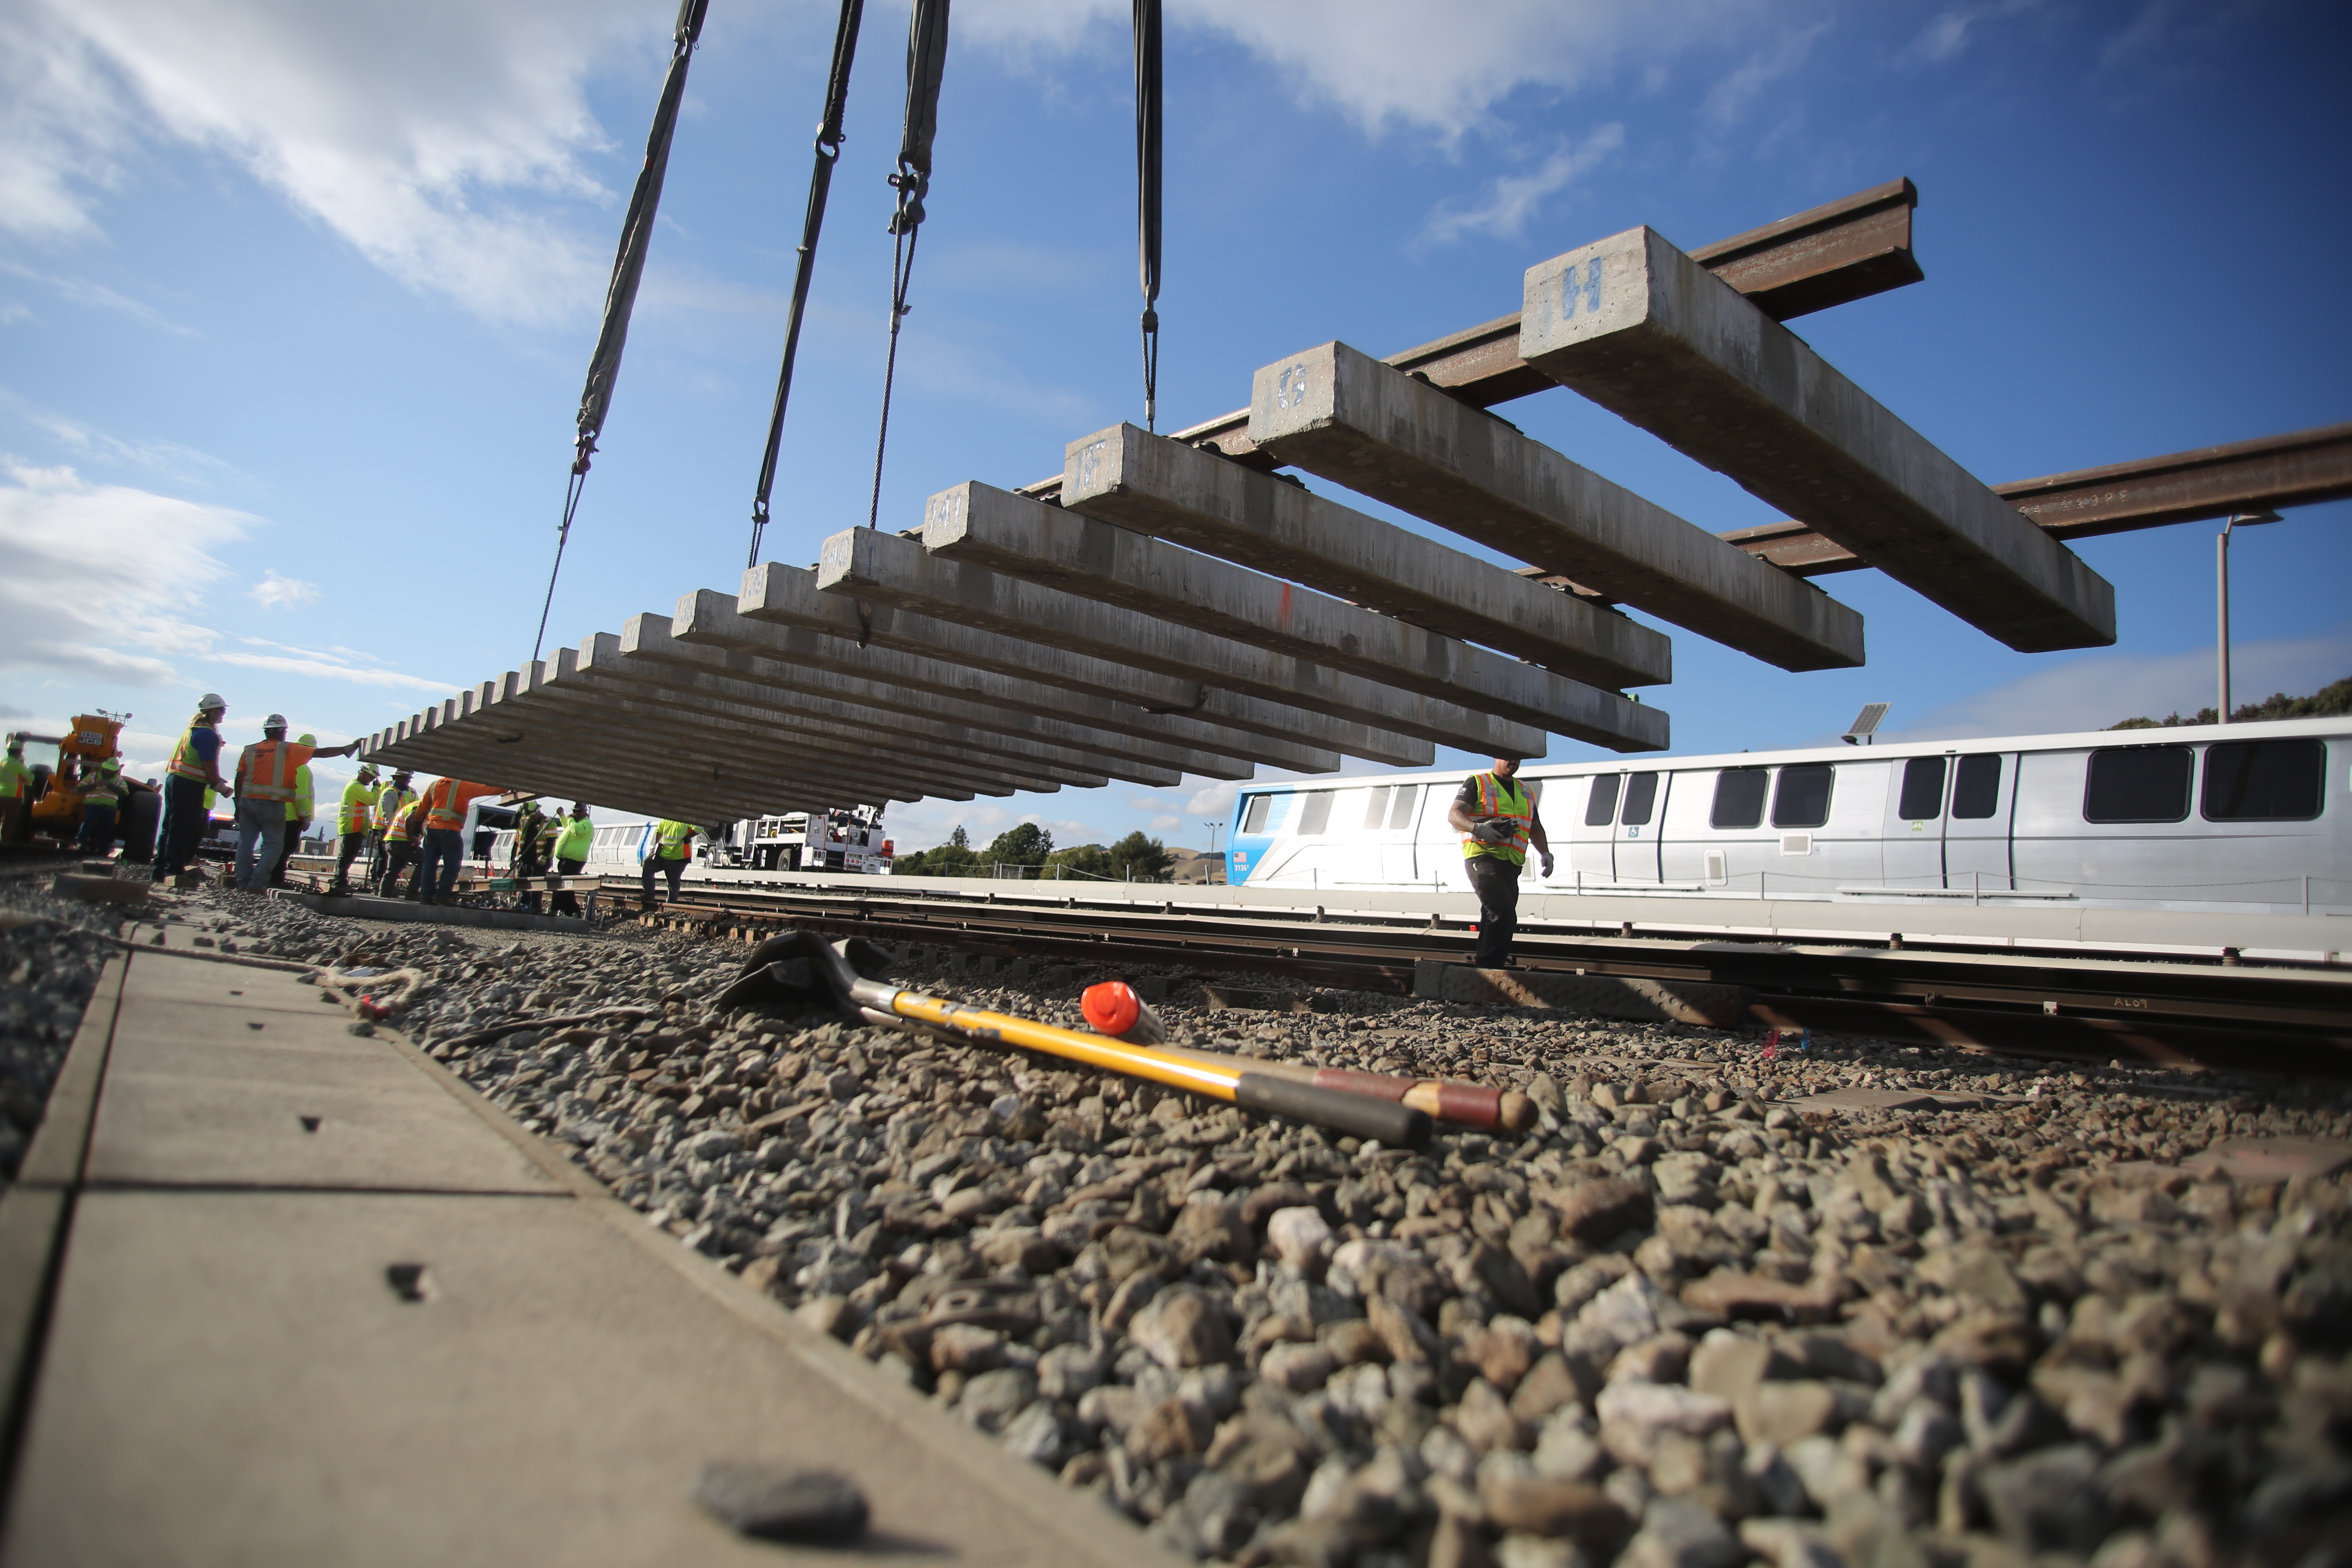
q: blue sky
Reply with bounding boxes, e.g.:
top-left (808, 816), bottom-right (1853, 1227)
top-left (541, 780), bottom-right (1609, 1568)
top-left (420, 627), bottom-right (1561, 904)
top-left (2, 0), bottom-right (2345, 853)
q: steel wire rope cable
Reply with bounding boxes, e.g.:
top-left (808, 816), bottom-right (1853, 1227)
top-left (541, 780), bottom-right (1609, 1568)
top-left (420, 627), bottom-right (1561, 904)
top-left (864, 0), bottom-right (951, 531)
top-left (1133, 0), bottom-right (1163, 432)
top-left (532, 0), bottom-right (712, 664)
top-left (745, 0), bottom-right (868, 570)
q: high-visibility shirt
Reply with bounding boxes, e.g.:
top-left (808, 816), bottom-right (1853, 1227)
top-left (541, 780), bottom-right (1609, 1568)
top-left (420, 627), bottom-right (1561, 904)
top-left (0, 757), bottom-right (27, 800)
top-left (654, 820), bottom-right (695, 860)
top-left (514, 808), bottom-right (545, 863)
top-left (1458, 772), bottom-right (1532, 866)
top-left (339, 780), bottom-right (377, 834)
top-left (235, 739), bottom-right (321, 804)
top-left (376, 787), bottom-right (417, 841)
top-left (554, 817), bottom-right (594, 861)
top-left (283, 763), bottom-right (314, 824)
top-left (421, 778), bottom-right (500, 832)
top-left (168, 721), bottom-right (222, 783)
top-left (82, 773), bottom-right (126, 807)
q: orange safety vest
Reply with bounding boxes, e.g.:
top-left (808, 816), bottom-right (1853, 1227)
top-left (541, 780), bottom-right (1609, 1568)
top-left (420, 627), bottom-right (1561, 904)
top-left (422, 778), bottom-right (494, 832)
top-left (1459, 772), bottom-right (1532, 866)
top-left (168, 721), bottom-right (219, 783)
top-left (237, 739), bottom-right (311, 803)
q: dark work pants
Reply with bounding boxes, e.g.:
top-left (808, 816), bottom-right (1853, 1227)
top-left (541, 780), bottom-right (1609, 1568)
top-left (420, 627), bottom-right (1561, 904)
top-left (550, 856), bottom-right (586, 916)
top-left (333, 831), bottom-right (368, 888)
top-left (1465, 855), bottom-right (1522, 968)
top-left (379, 839), bottom-right (416, 897)
top-left (641, 855), bottom-right (684, 904)
top-left (157, 776), bottom-right (210, 878)
top-left (77, 802), bottom-right (117, 856)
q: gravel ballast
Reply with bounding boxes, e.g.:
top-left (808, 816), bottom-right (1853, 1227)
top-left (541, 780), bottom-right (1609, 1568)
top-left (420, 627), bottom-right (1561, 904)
top-left (114, 888), bottom-right (2352, 1568)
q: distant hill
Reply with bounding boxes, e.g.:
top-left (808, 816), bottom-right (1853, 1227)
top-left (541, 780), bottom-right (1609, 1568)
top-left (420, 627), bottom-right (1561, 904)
top-left (2111, 673), bottom-right (2352, 729)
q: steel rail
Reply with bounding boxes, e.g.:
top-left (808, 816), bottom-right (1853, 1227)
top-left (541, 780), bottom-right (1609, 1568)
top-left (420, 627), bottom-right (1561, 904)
top-left (619, 879), bottom-right (2352, 1079)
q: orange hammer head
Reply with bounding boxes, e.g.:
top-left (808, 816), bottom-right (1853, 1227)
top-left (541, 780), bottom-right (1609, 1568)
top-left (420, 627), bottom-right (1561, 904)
top-left (1081, 980), bottom-right (1166, 1043)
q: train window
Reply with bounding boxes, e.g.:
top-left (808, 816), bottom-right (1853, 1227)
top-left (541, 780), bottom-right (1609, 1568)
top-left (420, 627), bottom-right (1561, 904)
top-left (1772, 764), bottom-right (1835, 829)
top-left (1952, 754), bottom-right (2003, 819)
top-left (1240, 794), bottom-right (1272, 834)
top-left (2084, 746), bottom-right (2192, 823)
top-left (1388, 784), bottom-right (1421, 829)
top-left (1584, 774), bottom-right (1621, 826)
top-left (1361, 786), bottom-right (1391, 830)
top-left (1621, 772), bottom-right (1659, 826)
top-left (1296, 791), bottom-right (1335, 835)
top-left (2202, 739), bottom-right (2324, 821)
top-left (1897, 757), bottom-right (1946, 821)
top-left (1711, 768), bottom-right (1767, 829)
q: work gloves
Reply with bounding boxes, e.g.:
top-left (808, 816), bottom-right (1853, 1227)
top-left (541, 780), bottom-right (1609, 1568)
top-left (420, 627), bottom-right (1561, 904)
top-left (1470, 817), bottom-right (1516, 846)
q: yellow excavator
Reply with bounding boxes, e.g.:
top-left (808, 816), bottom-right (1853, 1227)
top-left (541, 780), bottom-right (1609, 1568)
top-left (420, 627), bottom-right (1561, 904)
top-left (7, 712), bottom-right (129, 844)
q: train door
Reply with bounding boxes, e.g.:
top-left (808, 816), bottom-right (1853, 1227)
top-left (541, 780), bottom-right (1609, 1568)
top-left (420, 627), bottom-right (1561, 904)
top-left (1568, 775), bottom-right (1613, 881)
top-left (1943, 752), bottom-right (2015, 892)
top-left (1381, 782), bottom-right (1425, 883)
top-left (1615, 771), bottom-right (1665, 883)
top-left (1884, 755), bottom-right (1948, 889)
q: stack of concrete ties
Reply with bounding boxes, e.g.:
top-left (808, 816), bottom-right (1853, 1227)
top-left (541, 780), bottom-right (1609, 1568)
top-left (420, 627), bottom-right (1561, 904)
top-left (361, 181), bottom-right (2117, 823)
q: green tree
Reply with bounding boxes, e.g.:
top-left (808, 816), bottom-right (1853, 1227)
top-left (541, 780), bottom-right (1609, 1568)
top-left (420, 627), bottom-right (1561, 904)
top-left (1048, 843), bottom-right (1115, 880)
top-left (948, 824), bottom-right (969, 849)
top-left (985, 822), bottom-right (1054, 868)
top-left (1106, 830), bottom-right (1174, 882)
top-left (2111, 673), bottom-right (2352, 729)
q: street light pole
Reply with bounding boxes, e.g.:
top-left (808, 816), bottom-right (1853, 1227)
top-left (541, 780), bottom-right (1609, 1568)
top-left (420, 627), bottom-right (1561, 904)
top-left (2217, 510), bottom-right (2283, 724)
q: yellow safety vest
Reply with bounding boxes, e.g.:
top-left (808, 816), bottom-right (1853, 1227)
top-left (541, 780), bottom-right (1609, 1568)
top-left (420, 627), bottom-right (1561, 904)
top-left (284, 763), bottom-right (314, 823)
top-left (1459, 773), bottom-right (1532, 866)
top-left (0, 757), bottom-right (27, 800)
top-left (656, 820), bottom-right (694, 860)
top-left (375, 786), bottom-right (415, 839)
top-left (168, 721), bottom-right (218, 783)
top-left (339, 780), bottom-right (376, 834)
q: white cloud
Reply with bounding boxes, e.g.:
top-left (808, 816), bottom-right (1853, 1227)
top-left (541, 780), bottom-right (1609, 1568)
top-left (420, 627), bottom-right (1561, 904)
top-left (0, 458), bottom-right (452, 696)
top-left (965, 0), bottom-right (1759, 139)
top-left (6, 0), bottom-right (655, 324)
top-left (1184, 778), bottom-right (1238, 817)
top-left (1699, 24), bottom-right (1829, 132)
top-left (1419, 124), bottom-right (1625, 246)
top-left (208, 650), bottom-right (450, 692)
top-left (0, 260), bottom-right (197, 335)
top-left (0, 460), bottom-right (248, 685)
top-left (249, 569), bottom-right (319, 610)
top-left (0, 389), bottom-right (234, 483)
top-left (1891, 628), bottom-right (2352, 741)
top-left (1895, 1), bottom-right (2040, 69)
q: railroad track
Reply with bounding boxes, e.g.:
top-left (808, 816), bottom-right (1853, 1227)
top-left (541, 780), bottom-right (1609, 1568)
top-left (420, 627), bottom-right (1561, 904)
top-left (617, 878), bottom-right (2352, 1078)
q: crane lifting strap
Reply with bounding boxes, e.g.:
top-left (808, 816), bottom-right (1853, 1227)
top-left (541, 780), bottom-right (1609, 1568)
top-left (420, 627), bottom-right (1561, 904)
top-left (864, 0), bottom-right (951, 530)
top-left (1133, 0), bottom-right (1162, 432)
top-left (746, 0), bottom-right (867, 569)
top-left (533, 0), bottom-right (711, 663)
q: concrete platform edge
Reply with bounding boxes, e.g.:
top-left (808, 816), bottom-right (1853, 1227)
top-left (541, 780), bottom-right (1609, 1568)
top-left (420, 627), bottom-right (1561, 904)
top-left (370, 1029), bottom-right (1182, 1566)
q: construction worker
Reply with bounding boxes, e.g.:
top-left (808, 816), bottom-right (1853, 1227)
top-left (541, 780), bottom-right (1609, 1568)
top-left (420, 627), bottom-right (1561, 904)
top-left (270, 734), bottom-right (318, 888)
top-left (385, 794), bottom-right (431, 898)
top-left (512, 798), bottom-right (548, 913)
top-left (0, 737), bottom-right (29, 846)
top-left (641, 819), bottom-right (697, 908)
top-left (414, 776), bottom-right (505, 906)
top-left (230, 717), bottom-right (358, 893)
top-left (76, 760), bottom-right (127, 856)
top-left (157, 695), bottom-right (235, 882)
top-left (329, 764), bottom-right (380, 894)
top-left (1445, 756), bottom-right (1554, 970)
top-left (550, 802), bottom-right (593, 917)
top-left (371, 770), bottom-right (417, 894)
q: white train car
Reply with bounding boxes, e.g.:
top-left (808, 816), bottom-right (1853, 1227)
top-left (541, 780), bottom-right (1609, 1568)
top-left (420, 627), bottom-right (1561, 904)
top-left (1224, 716), bottom-right (2348, 915)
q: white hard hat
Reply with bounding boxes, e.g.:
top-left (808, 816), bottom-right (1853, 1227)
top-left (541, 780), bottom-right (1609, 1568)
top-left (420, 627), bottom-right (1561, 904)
top-left (197, 693), bottom-right (226, 712)
top-left (264, 713), bottom-right (288, 730)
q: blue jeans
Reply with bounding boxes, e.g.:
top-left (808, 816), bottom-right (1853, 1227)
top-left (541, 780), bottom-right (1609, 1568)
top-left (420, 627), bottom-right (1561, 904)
top-left (233, 800), bottom-right (285, 889)
top-left (77, 802), bottom-right (118, 855)
top-left (417, 827), bottom-right (466, 903)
